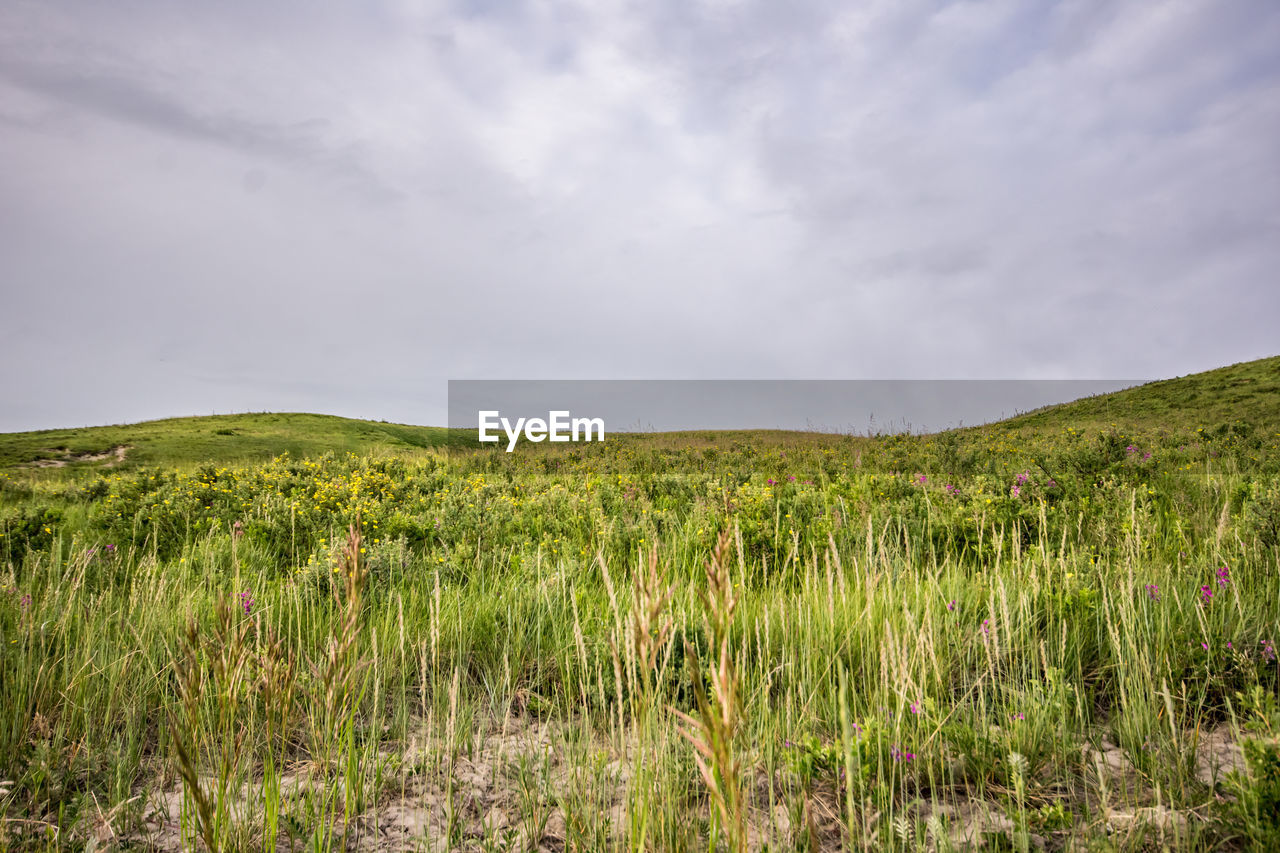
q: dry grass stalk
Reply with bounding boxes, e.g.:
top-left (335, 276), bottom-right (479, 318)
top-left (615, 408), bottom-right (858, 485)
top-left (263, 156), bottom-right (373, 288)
top-left (168, 597), bottom-right (253, 852)
top-left (169, 619), bottom-right (218, 853)
top-left (631, 546), bottom-right (674, 683)
top-left (672, 529), bottom-right (747, 853)
top-left (312, 520), bottom-right (371, 750)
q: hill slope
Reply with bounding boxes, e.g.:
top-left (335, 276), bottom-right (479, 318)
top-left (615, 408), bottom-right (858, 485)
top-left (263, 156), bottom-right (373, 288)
top-left (998, 356), bottom-right (1280, 433)
top-left (0, 412), bottom-right (454, 472)
top-left (0, 356), bottom-right (1275, 473)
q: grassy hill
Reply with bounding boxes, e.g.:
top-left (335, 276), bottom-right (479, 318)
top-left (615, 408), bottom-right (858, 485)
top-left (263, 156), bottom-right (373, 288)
top-left (0, 356), bottom-right (1276, 475)
top-left (999, 355), bottom-right (1280, 433)
top-left (0, 412), bottom-right (456, 472)
top-left (2, 356), bottom-right (1279, 851)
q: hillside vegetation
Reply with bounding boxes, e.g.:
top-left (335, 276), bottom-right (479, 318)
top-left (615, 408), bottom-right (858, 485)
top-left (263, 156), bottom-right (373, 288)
top-left (0, 412), bottom-right (453, 471)
top-left (0, 357), bottom-right (1278, 851)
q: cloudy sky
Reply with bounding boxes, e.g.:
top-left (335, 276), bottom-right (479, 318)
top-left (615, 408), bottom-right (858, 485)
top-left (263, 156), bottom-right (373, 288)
top-left (1, 0), bottom-right (1277, 432)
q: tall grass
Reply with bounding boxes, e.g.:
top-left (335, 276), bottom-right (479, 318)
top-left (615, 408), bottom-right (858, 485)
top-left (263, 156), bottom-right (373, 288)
top-left (0, 417), bottom-right (1278, 850)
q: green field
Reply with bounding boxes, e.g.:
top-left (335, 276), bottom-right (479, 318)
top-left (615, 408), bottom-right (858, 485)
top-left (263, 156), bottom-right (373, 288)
top-left (2, 357), bottom-right (1279, 851)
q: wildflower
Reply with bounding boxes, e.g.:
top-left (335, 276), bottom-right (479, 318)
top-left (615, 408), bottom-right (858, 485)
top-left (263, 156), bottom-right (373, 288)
top-left (981, 619), bottom-right (991, 637)
top-left (1262, 640), bottom-right (1276, 662)
top-left (1200, 585), bottom-right (1213, 604)
top-left (1142, 451), bottom-right (1152, 461)
top-left (916, 473), bottom-right (927, 485)
top-left (766, 478), bottom-right (776, 486)
top-left (944, 484), bottom-right (959, 496)
top-left (1216, 565), bottom-right (1230, 587)
top-left (890, 744), bottom-right (915, 762)
top-left (1201, 642), bottom-right (1209, 650)
top-left (947, 599), bottom-right (957, 612)
top-left (1011, 485), bottom-right (1021, 497)
top-left (1012, 712), bottom-right (1025, 722)
top-left (238, 591), bottom-right (254, 614)
top-left (1015, 471), bottom-right (1029, 486)
top-left (1126, 445), bottom-right (1137, 454)
top-left (1144, 583), bottom-right (1160, 601)
top-left (910, 702), bottom-right (921, 715)
top-left (20, 594), bottom-right (31, 609)
top-left (232, 520), bottom-right (244, 538)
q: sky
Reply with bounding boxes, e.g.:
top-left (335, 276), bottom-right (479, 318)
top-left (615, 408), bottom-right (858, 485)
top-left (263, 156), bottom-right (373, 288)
top-left (1, 0), bottom-right (1277, 432)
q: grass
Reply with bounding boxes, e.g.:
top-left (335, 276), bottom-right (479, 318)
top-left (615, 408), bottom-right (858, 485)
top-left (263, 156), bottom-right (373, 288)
top-left (0, 356), bottom-right (1278, 850)
top-left (0, 412), bottom-right (457, 471)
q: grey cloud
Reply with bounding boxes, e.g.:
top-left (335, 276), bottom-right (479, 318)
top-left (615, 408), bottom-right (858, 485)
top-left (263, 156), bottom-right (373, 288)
top-left (0, 0), bottom-right (1277, 431)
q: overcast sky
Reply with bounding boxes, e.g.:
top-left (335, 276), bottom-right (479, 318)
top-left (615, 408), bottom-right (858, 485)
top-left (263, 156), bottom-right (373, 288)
top-left (1, 0), bottom-right (1277, 432)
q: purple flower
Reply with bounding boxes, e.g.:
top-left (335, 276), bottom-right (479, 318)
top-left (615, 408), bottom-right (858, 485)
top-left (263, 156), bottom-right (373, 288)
top-left (20, 594), bottom-right (32, 609)
top-left (232, 520), bottom-right (244, 538)
top-left (1012, 712), bottom-right (1025, 722)
top-left (890, 744), bottom-right (915, 762)
top-left (766, 478), bottom-right (776, 486)
top-left (910, 702), bottom-right (921, 715)
top-left (947, 599), bottom-right (957, 612)
top-left (1011, 485), bottom-right (1021, 498)
top-left (1142, 452), bottom-right (1152, 461)
top-left (238, 591), bottom-right (254, 615)
top-left (1144, 583), bottom-right (1161, 601)
top-left (916, 473), bottom-right (927, 485)
top-left (1200, 585), bottom-right (1213, 604)
top-left (1216, 565), bottom-right (1230, 587)
top-left (1126, 445), bottom-right (1137, 454)
top-left (787, 475), bottom-right (796, 482)
top-left (944, 484), bottom-right (960, 496)
top-left (1262, 640), bottom-right (1276, 662)
top-left (1015, 471), bottom-right (1030, 486)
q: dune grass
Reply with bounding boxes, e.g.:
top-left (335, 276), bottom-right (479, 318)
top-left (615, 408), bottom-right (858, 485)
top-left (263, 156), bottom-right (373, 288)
top-left (1, 359), bottom-right (1279, 851)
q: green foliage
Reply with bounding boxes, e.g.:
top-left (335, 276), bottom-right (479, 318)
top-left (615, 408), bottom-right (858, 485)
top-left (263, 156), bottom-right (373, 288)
top-left (1222, 686), bottom-right (1280, 849)
top-left (0, 357), bottom-right (1277, 850)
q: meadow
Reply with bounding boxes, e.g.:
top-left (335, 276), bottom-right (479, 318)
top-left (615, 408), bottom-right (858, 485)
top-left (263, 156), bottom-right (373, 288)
top-left (1, 357), bottom-right (1279, 851)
